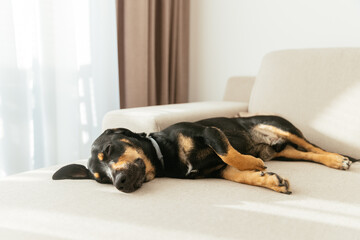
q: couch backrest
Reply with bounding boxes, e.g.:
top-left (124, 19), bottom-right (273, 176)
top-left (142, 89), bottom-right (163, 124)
top-left (249, 48), bottom-right (360, 158)
top-left (223, 76), bottom-right (255, 102)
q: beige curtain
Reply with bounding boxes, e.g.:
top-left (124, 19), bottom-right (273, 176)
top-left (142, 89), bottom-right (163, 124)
top-left (116, 0), bottom-right (190, 108)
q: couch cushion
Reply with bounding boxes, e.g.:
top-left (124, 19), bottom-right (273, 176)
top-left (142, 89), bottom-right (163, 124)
top-left (0, 160), bottom-right (359, 239)
top-left (102, 101), bottom-right (248, 133)
top-left (249, 48), bottom-right (360, 158)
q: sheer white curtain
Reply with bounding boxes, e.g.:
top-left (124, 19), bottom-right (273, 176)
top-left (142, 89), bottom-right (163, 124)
top-left (0, 0), bottom-right (119, 177)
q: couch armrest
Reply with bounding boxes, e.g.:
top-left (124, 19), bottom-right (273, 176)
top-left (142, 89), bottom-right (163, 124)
top-left (223, 76), bottom-right (256, 102)
top-left (102, 101), bottom-right (248, 133)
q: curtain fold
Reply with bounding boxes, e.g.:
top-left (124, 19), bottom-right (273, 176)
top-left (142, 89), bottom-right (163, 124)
top-left (0, 0), bottom-right (119, 177)
top-left (116, 0), bottom-right (190, 108)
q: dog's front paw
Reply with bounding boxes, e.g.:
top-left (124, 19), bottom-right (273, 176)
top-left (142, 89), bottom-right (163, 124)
top-left (261, 171), bottom-right (291, 194)
top-left (250, 157), bottom-right (267, 171)
top-left (235, 155), bottom-right (267, 171)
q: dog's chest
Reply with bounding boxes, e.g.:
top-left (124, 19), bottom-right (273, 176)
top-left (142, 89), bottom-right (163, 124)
top-left (177, 133), bottom-right (199, 176)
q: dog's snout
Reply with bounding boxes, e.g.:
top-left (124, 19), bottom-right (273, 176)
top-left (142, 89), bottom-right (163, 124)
top-left (112, 159), bottom-right (146, 193)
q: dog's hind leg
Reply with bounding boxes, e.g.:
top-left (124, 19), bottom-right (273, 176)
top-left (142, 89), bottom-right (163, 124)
top-left (221, 165), bottom-right (291, 194)
top-left (203, 127), bottom-right (267, 171)
top-left (255, 124), bottom-right (352, 170)
top-left (275, 145), bottom-right (352, 170)
top-left (254, 124), bottom-right (324, 153)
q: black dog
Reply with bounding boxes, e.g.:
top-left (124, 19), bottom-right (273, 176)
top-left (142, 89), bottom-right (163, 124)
top-left (53, 115), bottom-right (358, 194)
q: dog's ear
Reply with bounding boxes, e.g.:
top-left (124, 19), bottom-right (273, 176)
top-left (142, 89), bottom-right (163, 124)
top-left (137, 132), bottom-right (147, 137)
top-left (52, 164), bottom-right (92, 180)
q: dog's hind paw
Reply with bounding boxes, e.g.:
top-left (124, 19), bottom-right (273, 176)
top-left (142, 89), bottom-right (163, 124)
top-left (325, 155), bottom-right (352, 170)
top-left (341, 157), bottom-right (352, 170)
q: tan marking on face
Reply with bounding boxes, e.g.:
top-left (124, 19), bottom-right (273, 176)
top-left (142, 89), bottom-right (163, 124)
top-left (98, 153), bottom-right (104, 161)
top-left (145, 171), bottom-right (155, 182)
top-left (110, 146), bottom-right (156, 180)
top-left (178, 133), bottom-right (194, 163)
top-left (111, 159), bottom-right (128, 170)
top-left (110, 148), bottom-right (138, 170)
top-left (119, 138), bottom-right (132, 144)
top-left (94, 172), bottom-right (100, 179)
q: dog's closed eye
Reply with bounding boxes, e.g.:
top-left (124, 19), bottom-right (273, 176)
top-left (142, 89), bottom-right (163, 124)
top-left (97, 144), bottom-right (112, 161)
top-left (103, 144), bottom-right (112, 156)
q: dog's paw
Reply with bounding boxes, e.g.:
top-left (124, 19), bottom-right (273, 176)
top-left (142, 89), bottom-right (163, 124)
top-left (340, 157), bottom-right (352, 170)
top-left (236, 155), bottom-right (267, 171)
top-left (325, 154), bottom-right (352, 170)
top-left (253, 157), bottom-right (267, 171)
top-left (261, 171), bottom-right (291, 194)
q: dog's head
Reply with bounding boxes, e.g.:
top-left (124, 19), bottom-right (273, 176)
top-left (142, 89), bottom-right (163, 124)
top-left (52, 128), bottom-right (156, 193)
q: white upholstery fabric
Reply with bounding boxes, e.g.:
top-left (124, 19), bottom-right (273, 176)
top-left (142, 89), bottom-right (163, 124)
top-left (102, 101), bottom-right (248, 132)
top-left (0, 160), bottom-right (359, 240)
top-left (223, 76), bottom-right (255, 102)
top-left (249, 48), bottom-right (360, 158)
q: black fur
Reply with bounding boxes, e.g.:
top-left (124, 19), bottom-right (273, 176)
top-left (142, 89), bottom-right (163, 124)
top-left (53, 115), bottom-right (358, 193)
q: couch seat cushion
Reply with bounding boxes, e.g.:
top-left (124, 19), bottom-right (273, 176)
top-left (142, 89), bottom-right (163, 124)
top-left (0, 160), bottom-right (359, 239)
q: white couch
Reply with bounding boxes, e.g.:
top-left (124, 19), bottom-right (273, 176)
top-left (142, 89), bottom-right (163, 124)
top-left (1, 48), bottom-right (359, 239)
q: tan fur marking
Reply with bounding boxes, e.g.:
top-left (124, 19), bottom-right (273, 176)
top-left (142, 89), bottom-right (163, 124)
top-left (98, 153), bottom-right (104, 161)
top-left (111, 148), bottom-right (136, 170)
top-left (178, 133), bottom-right (194, 164)
top-left (94, 172), bottom-right (100, 179)
top-left (221, 166), bottom-right (290, 193)
top-left (254, 124), bottom-right (351, 169)
top-left (221, 146), bottom-right (266, 171)
top-left (207, 127), bottom-right (266, 171)
top-left (275, 145), bottom-right (320, 161)
top-left (255, 124), bottom-right (326, 153)
top-left (111, 160), bottom-right (128, 170)
top-left (275, 145), bottom-right (350, 169)
top-left (111, 146), bottom-right (156, 179)
top-left (145, 171), bottom-right (155, 182)
top-left (119, 138), bottom-right (132, 145)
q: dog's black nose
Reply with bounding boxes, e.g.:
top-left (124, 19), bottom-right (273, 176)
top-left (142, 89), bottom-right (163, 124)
top-left (117, 173), bottom-right (127, 184)
top-left (114, 172), bottom-right (128, 191)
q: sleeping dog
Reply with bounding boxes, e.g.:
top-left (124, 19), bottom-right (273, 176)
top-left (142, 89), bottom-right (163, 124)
top-left (53, 115), bottom-right (358, 194)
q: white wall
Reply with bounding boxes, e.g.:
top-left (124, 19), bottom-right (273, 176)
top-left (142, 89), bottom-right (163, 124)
top-left (189, 0), bottom-right (360, 102)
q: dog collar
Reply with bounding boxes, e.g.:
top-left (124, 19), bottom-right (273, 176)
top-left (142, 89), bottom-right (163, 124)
top-left (146, 134), bottom-right (164, 169)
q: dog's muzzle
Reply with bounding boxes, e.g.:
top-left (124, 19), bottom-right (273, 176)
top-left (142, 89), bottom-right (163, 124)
top-left (113, 158), bottom-right (146, 193)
